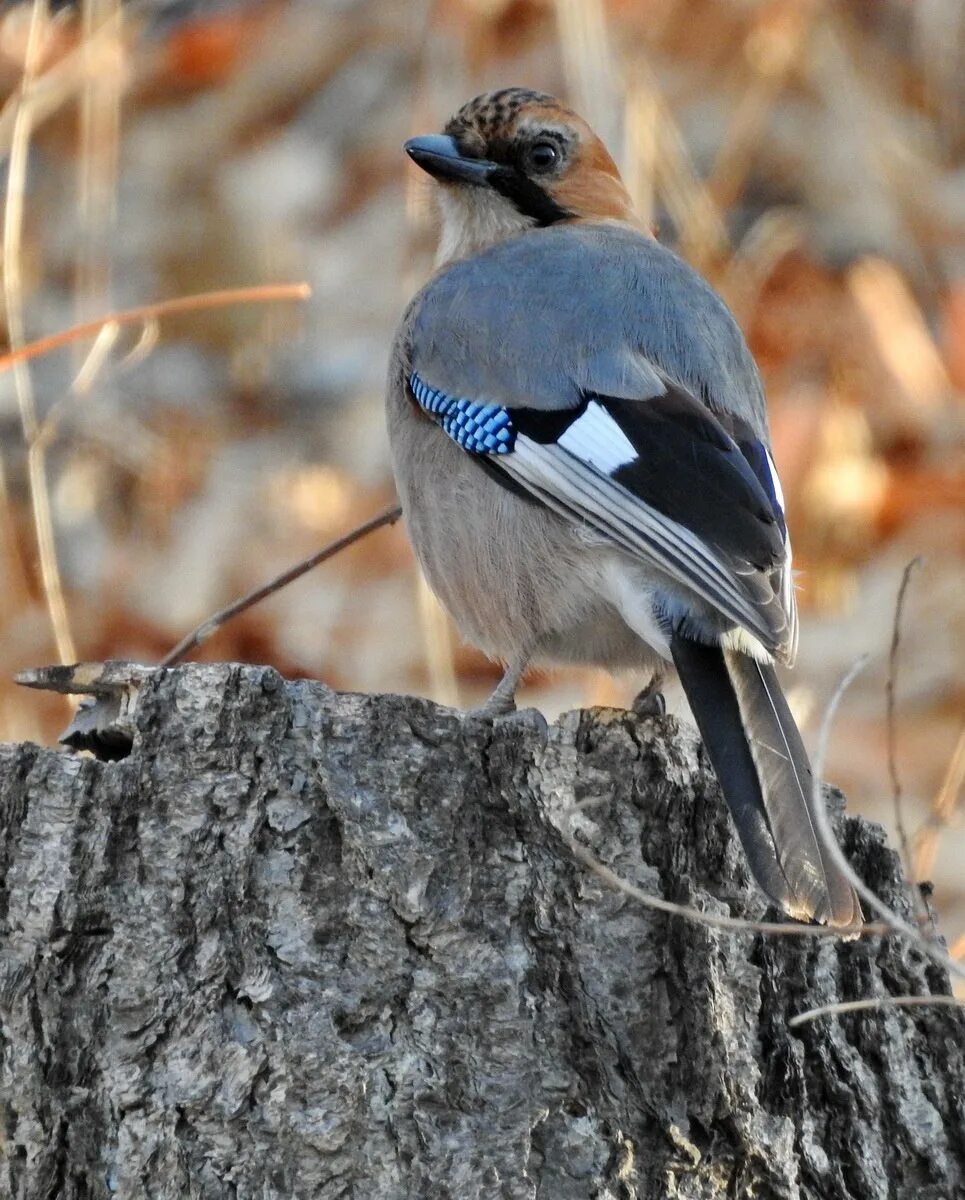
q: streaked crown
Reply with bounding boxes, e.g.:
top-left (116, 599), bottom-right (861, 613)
top-left (406, 88), bottom-right (635, 261)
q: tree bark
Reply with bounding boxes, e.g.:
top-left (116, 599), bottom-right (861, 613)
top-left (1, 664), bottom-right (962, 1200)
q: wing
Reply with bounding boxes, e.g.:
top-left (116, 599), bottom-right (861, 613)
top-left (715, 412), bottom-right (799, 663)
top-left (409, 370), bottom-right (795, 659)
top-left (406, 222), bottom-right (797, 659)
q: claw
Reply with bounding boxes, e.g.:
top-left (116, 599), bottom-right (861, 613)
top-left (631, 675), bottom-right (666, 718)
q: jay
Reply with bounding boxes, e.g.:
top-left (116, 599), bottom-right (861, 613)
top-left (387, 88), bottom-right (859, 930)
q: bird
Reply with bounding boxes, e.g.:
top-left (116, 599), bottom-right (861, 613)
top-left (387, 87), bottom-right (860, 931)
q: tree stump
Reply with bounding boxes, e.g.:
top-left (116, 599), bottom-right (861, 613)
top-left (1, 664), bottom-right (962, 1199)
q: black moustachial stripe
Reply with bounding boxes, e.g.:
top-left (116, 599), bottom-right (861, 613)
top-left (488, 167), bottom-right (573, 226)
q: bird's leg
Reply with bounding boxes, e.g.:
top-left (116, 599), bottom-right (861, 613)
top-left (469, 653), bottom-right (530, 718)
top-left (631, 670), bottom-right (666, 718)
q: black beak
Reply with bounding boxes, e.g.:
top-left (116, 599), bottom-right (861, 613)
top-left (404, 135), bottom-right (495, 186)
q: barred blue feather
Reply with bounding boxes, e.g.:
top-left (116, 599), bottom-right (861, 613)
top-left (410, 372), bottom-right (515, 455)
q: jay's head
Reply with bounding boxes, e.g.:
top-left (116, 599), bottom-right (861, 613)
top-left (406, 88), bottom-right (634, 263)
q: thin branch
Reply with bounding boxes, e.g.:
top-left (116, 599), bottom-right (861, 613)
top-left (560, 797), bottom-right (890, 940)
top-left (160, 504), bottom-right (404, 667)
top-left (886, 557), bottom-right (930, 928)
top-left (809, 657), bottom-right (965, 984)
top-left (0, 284), bottom-right (312, 375)
top-left (789, 993), bottom-right (965, 1029)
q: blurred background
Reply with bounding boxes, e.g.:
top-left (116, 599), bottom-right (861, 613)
top-left (0, 0), bottom-right (962, 940)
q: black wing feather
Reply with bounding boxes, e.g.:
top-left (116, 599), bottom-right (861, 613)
top-left (510, 379), bottom-right (785, 574)
top-left (600, 388), bottom-right (783, 570)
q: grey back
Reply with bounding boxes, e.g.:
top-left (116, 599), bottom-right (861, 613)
top-left (409, 222), bottom-right (768, 438)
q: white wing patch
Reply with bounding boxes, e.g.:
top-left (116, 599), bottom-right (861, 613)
top-left (763, 447), bottom-right (798, 664)
top-left (764, 448), bottom-right (786, 512)
top-left (557, 400), bottom-right (638, 474)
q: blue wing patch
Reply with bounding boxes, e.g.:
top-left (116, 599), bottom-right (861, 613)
top-left (410, 372), bottom-right (515, 455)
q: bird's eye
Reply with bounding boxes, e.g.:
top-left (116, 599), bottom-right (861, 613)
top-left (526, 141), bottom-right (561, 173)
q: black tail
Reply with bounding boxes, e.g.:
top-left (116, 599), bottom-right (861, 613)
top-left (671, 634), bottom-right (859, 929)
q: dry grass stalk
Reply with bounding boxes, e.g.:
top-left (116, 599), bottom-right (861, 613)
top-left (416, 575), bottom-right (461, 710)
top-left (601, 52), bottom-right (728, 272)
top-left (0, 279), bottom-right (309, 687)
top-left (706, 0), bottom-right (822, 216)
top-left (647, 73), bottom-right (729, 269)
top-left (621, 72), bottom-right (659, 231)
top-left (3, 0), bottom-right (77, 664)
top-left (787, 654), bottom-right (965, 1025)
top-left (65, 319), bottom-right (119, 398)
top-left (885, 558), bottom-right (932, 932)
top-left (847, 258), bottom-right (951, 431)
top-left (720, 207), bottom-right (805, 321)
top-left (914, 724), bottom-right (965, 882)
top-left (75, 0), bottom-right (123, 323)
top-left (553, 0), bottom-right (619, 151)
top-left (0, 3), bottom-right (123, 153)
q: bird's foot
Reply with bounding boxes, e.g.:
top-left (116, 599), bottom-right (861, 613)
top-left (631, 676), bottom-right (666, 718)
top-left (496, 706), bottom-right (548, 738)
top-left (466, 694), bottom-right (517, 719)
top-left (464, 701), bottom-right (548, 739)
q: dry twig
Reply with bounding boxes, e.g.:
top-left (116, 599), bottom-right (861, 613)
top-left (885, 557), bottom-right (932, 931)
top-left (160, 504), bottom-right (403, 668)
top-left (807, 655), bottom-right (965, 983)
top-left (788, 993), bottom-right (964, 1029)
top-left (0, 284), bottom-right (312, 375)
top-left (560, 796), bottom-right (889, 941)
